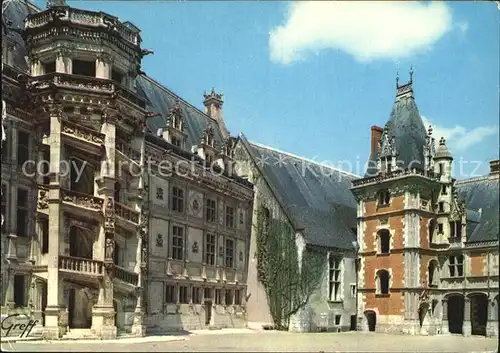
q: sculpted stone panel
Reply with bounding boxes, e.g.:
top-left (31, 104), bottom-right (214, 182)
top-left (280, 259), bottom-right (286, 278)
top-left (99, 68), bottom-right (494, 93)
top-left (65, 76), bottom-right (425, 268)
top-left (187, 227), bottom-right (203, 263)
top-left (188, 190), bottom-right (203, 218)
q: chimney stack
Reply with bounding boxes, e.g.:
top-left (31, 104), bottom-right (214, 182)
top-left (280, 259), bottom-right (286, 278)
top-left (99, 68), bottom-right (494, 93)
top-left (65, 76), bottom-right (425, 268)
top-left (489, 159), bottom-right (499, 177)
top-left (371, 126), bottom-right (383, 155)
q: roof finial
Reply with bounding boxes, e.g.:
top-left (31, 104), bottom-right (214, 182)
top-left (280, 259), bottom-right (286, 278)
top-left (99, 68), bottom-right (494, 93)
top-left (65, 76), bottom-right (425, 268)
top-left (396, 70), bottom-right (399, 88)
top-left (428, 125), bottom-right (433, 136)
top-left (409, 65), bottom-right (414, 83)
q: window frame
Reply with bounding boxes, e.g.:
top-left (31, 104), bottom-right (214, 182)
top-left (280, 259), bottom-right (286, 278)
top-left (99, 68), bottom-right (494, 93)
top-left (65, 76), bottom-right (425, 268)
top-left (171, 186), bottom-right (184, 213)
top-left (205, 198), bottom-right (216, 223)
top-left (17, 187), bottom-right (29, 237)
top-left (17, 130), bottom-right (30, 167)
top-left (328, 254), bottom-right (342, 302)
top-left (225, 205), bottom-right (235, 228)
top-left (171, 225), bottom-right (184, 261)
top-left (225, 238), bottom-right (234, 268)
top-left (205, 233), bottom-right (216, 266)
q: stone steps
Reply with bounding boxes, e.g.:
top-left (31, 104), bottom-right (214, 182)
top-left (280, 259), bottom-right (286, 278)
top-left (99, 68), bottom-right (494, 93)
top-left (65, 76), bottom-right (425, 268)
top-left (62, 328), bottom-right (99, 340)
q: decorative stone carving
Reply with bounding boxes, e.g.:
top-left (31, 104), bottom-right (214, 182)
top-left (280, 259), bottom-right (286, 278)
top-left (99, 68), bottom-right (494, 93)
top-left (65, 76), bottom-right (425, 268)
top-left (105, 237), bottom-right (114, 262)
top-left (192, 242), bottom-right (199, 254)
top-left (188, 190), bottom-right (203, 218)
top-left (156, 233), bottom-right (163, 247)
top-left (61, 190), bottom-right (104, 210)
top-left (37, 189), bottom-right (49, 209)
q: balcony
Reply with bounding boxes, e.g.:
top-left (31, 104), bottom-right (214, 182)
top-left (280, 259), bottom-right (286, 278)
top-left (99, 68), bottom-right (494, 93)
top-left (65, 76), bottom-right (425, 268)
top-left (115, 202), bottom-right (140, 227)
top-left (59, 255), bottom-right (103, 276)
top-left (113, 265), bottom-right (138, 286)
top-left (61, 120), bottom-right (105, 155)
top-left (61, 189), bottom-right (103, 214)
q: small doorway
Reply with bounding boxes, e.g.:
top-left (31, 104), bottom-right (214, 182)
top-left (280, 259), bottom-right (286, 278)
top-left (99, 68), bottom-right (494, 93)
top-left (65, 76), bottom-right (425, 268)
top-left (470, 294), bottom-right (488, 336)
top-left (364, 310), bottom-right (376, 332)
top-left (448, 295), bottom-right (464, 334)
top-left (204, 300), bottom-right (212, 325)
top-left (350, 315), bottom-right (357, 331)
top-left (41, 282), bottom-right (47, 326)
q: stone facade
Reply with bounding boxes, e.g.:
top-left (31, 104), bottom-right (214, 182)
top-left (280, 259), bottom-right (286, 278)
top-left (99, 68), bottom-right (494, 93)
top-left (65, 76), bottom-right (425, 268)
top-left (351, 74), bottom-right (499, 337)
top-left (1, 0), bottom-right (253, 340)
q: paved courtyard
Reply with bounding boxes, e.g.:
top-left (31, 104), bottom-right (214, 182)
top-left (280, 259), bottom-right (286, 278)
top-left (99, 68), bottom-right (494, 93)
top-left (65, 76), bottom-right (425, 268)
top-left (2, 330), bottom-right (498, 352)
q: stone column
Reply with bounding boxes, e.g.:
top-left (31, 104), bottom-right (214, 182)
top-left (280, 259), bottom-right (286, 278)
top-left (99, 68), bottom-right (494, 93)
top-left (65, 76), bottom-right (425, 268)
top-left (3, 269), bottom-right (15, 310)
top-left (95, 54), bottom-right (111, 80)
top-left (131, 122), bottom-right (147, 337)
top-left (43, 104), bottom-right (67, 339)
top-left (462, 297), bottom-right (471, 337)
top-left (440, 298), bottom-right (449, 334)
top-left (92, 113), bottom-right (117, 340)
top-left (486, 299), bottom-right (498, 337)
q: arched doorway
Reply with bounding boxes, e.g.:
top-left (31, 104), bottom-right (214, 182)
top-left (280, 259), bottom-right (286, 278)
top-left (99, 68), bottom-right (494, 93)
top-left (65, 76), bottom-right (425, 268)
top-left (364, 310), bottom-right (376, 332)
top-left (447, 295), bottom-right (464, 334)
top-left (418, 302), bottom-right (430, 328)
top-left (470, 294), bottom-right (488, 336)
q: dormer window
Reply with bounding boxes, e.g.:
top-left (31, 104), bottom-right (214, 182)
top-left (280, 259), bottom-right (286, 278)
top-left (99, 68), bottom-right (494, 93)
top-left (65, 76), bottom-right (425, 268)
top-left (171, 136), bottom-right (181, 148)
top-left (378, 190), bottom-right (390, 206)
top-left (441, 185), bottom-right (447, 195)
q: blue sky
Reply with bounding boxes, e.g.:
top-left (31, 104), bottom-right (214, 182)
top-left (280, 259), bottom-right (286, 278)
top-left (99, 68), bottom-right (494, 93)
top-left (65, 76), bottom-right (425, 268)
top-left (34, 1), bottom-right (499, 177)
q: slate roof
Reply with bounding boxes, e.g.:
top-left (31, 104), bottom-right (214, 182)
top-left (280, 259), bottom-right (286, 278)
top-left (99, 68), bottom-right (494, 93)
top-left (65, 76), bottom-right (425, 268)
top-left (456, 176), bottom-right (500, 243)
top-left (366, 82), bottom-right (427, 176)
top-left (240, 137), bottom-right (359, 250)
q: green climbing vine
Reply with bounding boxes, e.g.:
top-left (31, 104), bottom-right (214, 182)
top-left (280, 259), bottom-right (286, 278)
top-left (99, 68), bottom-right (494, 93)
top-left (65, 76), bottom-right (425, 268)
top-left (254, 195), bottom-right (326, 331)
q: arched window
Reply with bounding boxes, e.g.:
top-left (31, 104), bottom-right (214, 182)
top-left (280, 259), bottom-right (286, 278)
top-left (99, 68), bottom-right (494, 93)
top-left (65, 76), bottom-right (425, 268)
top-left (428, 260), bottom-right (438, 287)
top-left (378, 229), bottom-right (390, 254)
top-left (428, 219), bottom-right (436, 244)
top-left (376, 269), bottom-right (390, 295)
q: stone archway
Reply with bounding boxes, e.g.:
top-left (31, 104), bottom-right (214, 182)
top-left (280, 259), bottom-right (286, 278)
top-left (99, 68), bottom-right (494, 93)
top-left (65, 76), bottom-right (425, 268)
top-left (470, 293), bottom-right (488, 336)
top-left (364, 310), bottom-right (376, 332)
top-left (447, 295), bottom-right (464, 334)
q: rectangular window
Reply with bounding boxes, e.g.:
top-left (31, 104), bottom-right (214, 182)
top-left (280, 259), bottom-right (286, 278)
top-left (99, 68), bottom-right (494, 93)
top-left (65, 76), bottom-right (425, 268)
top-left (205, 233), bottom-right (216, 265)
top-left (225, 239), bottom-right (234, 268)
top-left (234, 290), bottom-right (241, 305)
top-left (192, 287), bottom-right (201, 304)
top-left (438, 202), bottom-right (444, 213)
top-left (335, 315), bottom-right (342, 326)
top-left (165, 284), bottom-right (176, 303)
top-left (438, 163), bottom-right (444, 175)
top-left (14, 274), bottom-right (25, 308)
top-left (442, 185), bottom-right (447, 195)
top-left (72, 59), bottom-right (96, 77)
top-left (225, 205), bottom-right (234, 228)
top-left (448, 256), bottom-right (464, 277)
top-left (172, 226), bottom-right (184, 260)
top-left (41, 218), bottom-right (49, 254)
top-left (111, 68), bottom-right (123, 84)
top-left (206, 199), bottom-right (216, 223)
top-left (43, 61), bottom-right (55, 74)
top-left (179, 286), bottom-right (188, 304)
top-left (215, 289), bottom-right (222, 305)
top-left (1, 184), bottom-right (7, 233)
top-left (438, 223), bottom-right (444, 234)
top-left (17, 131), bottom-right (29, 167)
top-left (225, 290), bottom-right (233, 306)
top-left (17, 188), bottom-right (28, 237)
top-left (350, 284), bottom-right (356, 298)
top-left (204, 287), bottom-right (212, 301)
top-left (171, 186), bottom-right (184, 213)
top-left (42, 149), bottom-right (50, 185)
top-left (378, 190), bottom-right (390, 206)
top-left (329, 255), bottom-right (342, 301)
top-left (456, 256), bottom-right (464, 276)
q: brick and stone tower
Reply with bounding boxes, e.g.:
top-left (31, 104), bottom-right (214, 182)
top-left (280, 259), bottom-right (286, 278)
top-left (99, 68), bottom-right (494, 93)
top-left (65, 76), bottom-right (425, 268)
top-left (351, 70), bottom-right (447, 335)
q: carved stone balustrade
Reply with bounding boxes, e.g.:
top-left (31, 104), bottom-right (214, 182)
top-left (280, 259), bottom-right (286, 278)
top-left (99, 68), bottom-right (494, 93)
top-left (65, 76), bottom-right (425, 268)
top-left (25, 7), bottom-right (140, 46)
top-left (114, 265), bottom-right (138, 286)
top-left (59, 255), bottom-right (103, 276)
top-left (352, 168), bottom-right (440, 187)
top-left (32, 73), bottom-right (114, 94)
top-left (115, 202), bottom-right (140, 224)
top-left (61, 119), bottom-right (105, 146)
top-left (61, 189), bottom-right (104, 211)
top-left (224, 268), bottom-right (235, 282)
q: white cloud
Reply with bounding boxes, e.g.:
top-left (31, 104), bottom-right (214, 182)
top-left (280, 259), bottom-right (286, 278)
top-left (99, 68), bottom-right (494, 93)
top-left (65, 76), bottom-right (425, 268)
top-left (269, 1), bottom-right (454, 65)
top-left (421, 116), bottom-right (498, 152)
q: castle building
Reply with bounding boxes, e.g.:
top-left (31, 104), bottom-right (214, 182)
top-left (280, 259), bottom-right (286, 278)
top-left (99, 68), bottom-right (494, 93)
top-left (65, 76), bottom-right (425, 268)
top-left (234, 136), bottom-right (359, 332)
top-left (1, 0), bottom-right (253, 340)
top-left (350, 72), bottom-right (499, 337)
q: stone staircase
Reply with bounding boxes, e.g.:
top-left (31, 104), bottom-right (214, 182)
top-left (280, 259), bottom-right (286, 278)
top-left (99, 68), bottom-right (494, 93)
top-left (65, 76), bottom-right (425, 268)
top-left (62, 328), bottom-right (99, 340)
